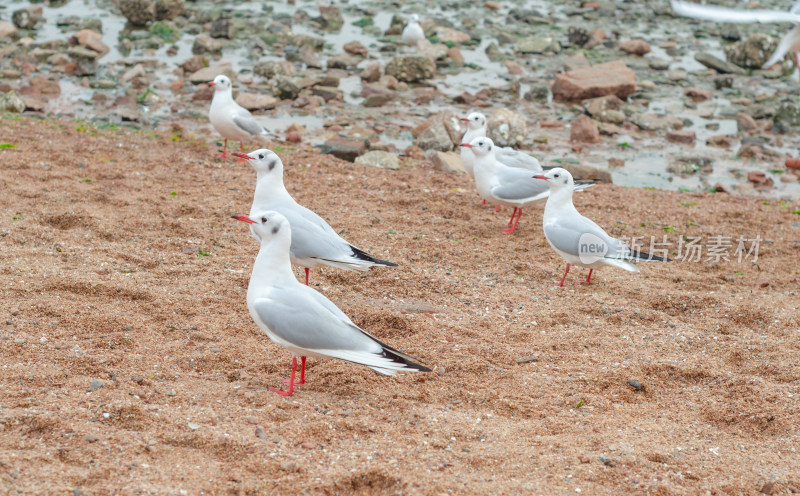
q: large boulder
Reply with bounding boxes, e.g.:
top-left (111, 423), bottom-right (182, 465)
top-left (385, 56), bottom-right (435, 83)
top-left (355, 151), bottom-right (400, 170)
top-left (154, 0), bottom-right (184, 20)
top-left (552, 60), bottom-right (636, 102)
top-left (117, 0), bottom-right (156, 26)
top-left (412, 111), bottom-right (461, 151)
top-left (12, 7), bottom-right (43, 30)
top-left (0, 91), bottom-right (26, 113)
top-left (487, 108), bottom-right (527, 147)
top-left (724, 33), bottom-right (778, 69)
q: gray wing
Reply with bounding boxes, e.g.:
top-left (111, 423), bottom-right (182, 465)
top-left (253, 288), bottom-right (381, 352)
top-left (544, 213), bottom-right (630, 258)
top-left (277, 203), bottom-right (355, 262)
top-left (763, 24), bottom-right (800, 67)
top-left (496, 146), bottom-right (543, 172)
top-left (492, 166), bottom-right (550, 202)
top-left (671, 0), bottom-right (800, 23)
top-left (232, 108), bottom-right (267, 137)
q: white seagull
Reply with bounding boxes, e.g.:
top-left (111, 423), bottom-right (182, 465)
top-left (671, 0), bottom-right (800, 75)
top-left (461, 137), bottom-right (593, 234)
top-left (459, 112), bottom-right (543, 180)
top-left (209, 74), bottom-right (270, 159)
top-left (234, 149), bottom-right (396, 285)
top-left (402, 14), bottom-right (425, 45)
top-left (233, 211), bottom-right (430, 396)
top-left (534, 167), bottom-right (670, 286)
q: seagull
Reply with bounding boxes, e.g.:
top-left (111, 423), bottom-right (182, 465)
top-left (534, 167), bottom-right (670, 286)
top-left (402, 14), bottom-right (425, 45)
top-left (234, 149), bottom-right (397, 285)
top-left (232, 211), bottom-right (430, 396)
top-left (209, 74), bottom-right (270, 159)
top-left (459, 112), bottom-right (543, 180)
top-left (461, 137), bottom-right (593, 234)
top-left (670, 0), bottom-right (800, 76)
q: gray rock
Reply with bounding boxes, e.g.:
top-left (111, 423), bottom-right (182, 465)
top-left (192, 34), bottom-right (222, 54)
top-left (235, 93), bottom-right (277, 111)
top-left (272, 76), bottom-right (300, 100)
top-left (695, 52), bottom-right (747, 75)
top-left (385, 56), bottom-right (435, 83)
top-left (524, 83), bottom-right (549, 102)
top-left (276, 32), bottom-right (324, 50)
top-left (188, 63), bottom-right (233, 84)
top-left (627, 379), bottom-right (643, 391)
top-left (412, 111), bottom-right (461, 151)
top-left (327, 54), bottom-right (359, 70)
top-left (154, 0), bottom-right (184, 20)
top-left (773, 102), bottom-right (800, 133)
top-left (363, 94), bottom-right (393, 107)
top-left (649, 59), bottom-right (670, 71)
top-left (317, 137), bottom-right (367, 162)
top-left (117, 0), bottom-right (156, 27)
top-left (724, 34), bottom-right (777, 69)
top-left (89, 379), bottom-right (104, 391)
top-left (210, 18), bottom-right (234, 39)
top-left (13, 7), bottom-right (42, 30)
top-left (317, 4), bottom-right (343, 30)
top-left (0, 91), bottom-right (26, 113)
top-left (487, 108), bottom-right (527, 147)
top-left (430, 151), bottom-right (465, 174)
top-left (517, 36), bottom-right (559, 54)
top-left (254, 60), bottom-right (295, 79)
top-left (561, 163), bottom-right (612, 183)
top-left (355, 151), bottom-right (400, 170)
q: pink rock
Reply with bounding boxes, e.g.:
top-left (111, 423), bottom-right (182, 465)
top-left (552, 60), bottom-right (636, 101)
top-left (684, 87), bottom-right (712, 101)
top-left (666, 130), bottom-right (695, 144)
top-left (619, 39), bottom-right (651, 56)
top-left (71, 29), bottom-right (109, 56)
top-left (503, 61), bottom-right (523, 75)
top-left (570, 115), bottom-right (601, 145)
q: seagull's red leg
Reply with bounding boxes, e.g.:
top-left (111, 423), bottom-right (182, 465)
top-left (270, 357), bottom-right (296, 396)
top-left (556, 264), bottom-right (570, 287)
top-left (501, 208), bottom-right (522, 234)
top-left (282, 356), bottom-right (306, 385)
top-left (304, 268), bottom-right (310, 286)
top-left (506, 207), bottom-right (518, 227)
top-left (234, 141), bottom-right (246, 162)
top-left (219, 138), bottom-right (228, 159)
top-left (580, 269), bottom-right (593, 284)
top-left (482, 199), bottom-right (486, 205)
top-left (494, 205), bottom-right (501, 212)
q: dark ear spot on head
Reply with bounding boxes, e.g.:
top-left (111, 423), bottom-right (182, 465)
top-left (487, 144), bottom-right (492, 151)
top-left (268, 160), bottom-right (275, 172)
top-left (271, 225), bottom-right (279, 234)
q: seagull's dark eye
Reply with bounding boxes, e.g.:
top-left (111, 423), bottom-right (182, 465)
top-left (554, 173), bottom-right (560, 178)
top-left (258, 154), bottom-right (264, 160)
top-left (261, 217), bottom-right (267, 223)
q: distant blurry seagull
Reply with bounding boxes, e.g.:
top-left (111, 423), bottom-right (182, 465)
top-left (671, 0), bottom-right (800, 74)
top-left (402, 14), bottom-right (426, 45)
top-left (209, 74), bottom-right (270, 159)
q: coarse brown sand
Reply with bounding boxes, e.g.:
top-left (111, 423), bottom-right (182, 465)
top-left (1, 117), bottom-right (799, 495)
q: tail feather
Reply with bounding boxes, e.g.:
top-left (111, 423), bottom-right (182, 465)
top-left (629, 249), bottom-right (671, 262)
top-left (350, 246), bottom-right (398, 267)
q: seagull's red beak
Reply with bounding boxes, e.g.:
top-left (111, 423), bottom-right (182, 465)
top-left (232, 152), bottom-right (252, 160)
top-left (460, 143), bottom-right (473, 148)
top-left (231, 214), bottom-right (257, 224)
top-left (460, 118), bottom-right (470, 122)
top-left (208, 81), bottom-right (216, 87)
top-left (533, 174), bottom-right (548, 180)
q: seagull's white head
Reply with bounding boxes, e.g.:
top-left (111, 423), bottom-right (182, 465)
top-left (460, 136), bottom-right (494, 157)
top-left (232, 210), bottom-right (290, 244)
top-left (460, 112), bottom-right (487, 131)
top-left (409, 14), bottom-right (420, 23)
top-left (233, 148), bottom-right (283, 177)
top-left (209, 74), bottom-right (232, 91)
top-left (534, 167), bottom-right (573, 190)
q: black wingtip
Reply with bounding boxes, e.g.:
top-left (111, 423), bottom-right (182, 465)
top-left (351, 246), bottom-right (398, 267)
top-left (380, 346), bottom-right (432, 372)
top-left (630, 249), bottom-right (672, 262)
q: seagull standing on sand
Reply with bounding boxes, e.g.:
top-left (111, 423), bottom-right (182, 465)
top-left (459, 112), bottom-right (543, 180)
top-left (461, 137), bottom-right (593, 234)
top-left (208, 75), bottom-right (270, 158)
top-left (670, 0), bottom-right (800, 77)
top-left (534, 168), bottom-right (670, 286)
top-left (234, 149), bottom-right (396, 285)
top-left (233, 211), bottom-right (430, 396)
top-left (402, 14), bottom-right (425, 45)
